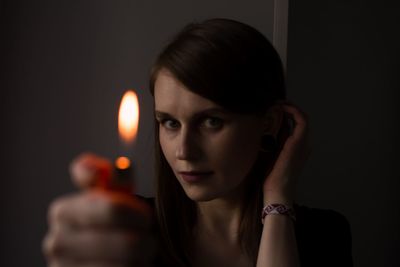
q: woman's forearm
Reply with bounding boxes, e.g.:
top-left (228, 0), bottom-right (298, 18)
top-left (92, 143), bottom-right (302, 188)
top-left (256, 214), bottom-right (300, 267)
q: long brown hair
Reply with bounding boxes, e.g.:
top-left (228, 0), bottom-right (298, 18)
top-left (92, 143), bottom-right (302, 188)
top-left (149, 18), bottom-right (286, 266)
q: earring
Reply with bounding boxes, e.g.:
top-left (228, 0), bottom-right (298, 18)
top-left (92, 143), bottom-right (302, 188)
top-left (260, 134), bottom-right (278, 154)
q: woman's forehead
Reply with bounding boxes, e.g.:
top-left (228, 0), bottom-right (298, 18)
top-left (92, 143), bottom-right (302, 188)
top-left (154, 70), bottom-right (221, 114)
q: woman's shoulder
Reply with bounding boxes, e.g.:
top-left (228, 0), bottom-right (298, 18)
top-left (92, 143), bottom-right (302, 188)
top-left (294, 204), bottom-right (350, 228)
top-left (294, 204), bottom-right (352, 240)
top-left (294, 204), bottom-right (353, 267)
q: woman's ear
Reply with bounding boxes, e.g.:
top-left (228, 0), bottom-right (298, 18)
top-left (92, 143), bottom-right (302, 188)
top-left (263, 104), bottom-right (284, 138)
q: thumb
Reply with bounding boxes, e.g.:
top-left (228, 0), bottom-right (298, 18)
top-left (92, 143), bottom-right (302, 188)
top-left (69, 152), bottom-right (113, 190)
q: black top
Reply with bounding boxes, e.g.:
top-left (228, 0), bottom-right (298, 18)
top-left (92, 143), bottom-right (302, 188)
top-left (294, 204), bottom-right (353, 267)
top-left (139, 196), bottom-right (353, 267)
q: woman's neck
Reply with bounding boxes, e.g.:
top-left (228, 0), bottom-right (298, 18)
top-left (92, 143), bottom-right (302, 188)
top-left (193, 195), bottom-right (253, 267)
top-left (195, 193), bottom-right (244, 244)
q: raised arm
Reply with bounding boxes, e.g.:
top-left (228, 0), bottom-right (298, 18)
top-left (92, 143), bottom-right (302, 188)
top-left (257, 102), bottom-right (311, 267)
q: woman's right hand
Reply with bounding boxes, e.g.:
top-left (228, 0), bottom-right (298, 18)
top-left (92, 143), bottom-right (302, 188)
top-left (42, 153), bottom-right (156, 267)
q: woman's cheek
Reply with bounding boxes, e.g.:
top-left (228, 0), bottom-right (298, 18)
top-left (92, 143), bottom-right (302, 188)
top-left (214, 134), bottom-right (261, 183)
top-left (159, 133), bottom-right (173, 164)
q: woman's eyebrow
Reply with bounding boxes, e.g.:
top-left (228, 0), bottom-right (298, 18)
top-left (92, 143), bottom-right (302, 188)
top-left (199, 107), bottom-right (229, 115)
top-left (154, 111), bottom-right (171, 118)
top-left (155, 108), bottom-right (229, 119)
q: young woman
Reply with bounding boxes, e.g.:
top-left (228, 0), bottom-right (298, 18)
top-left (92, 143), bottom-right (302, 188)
top-left (43, 18), bottom-right (353, 267)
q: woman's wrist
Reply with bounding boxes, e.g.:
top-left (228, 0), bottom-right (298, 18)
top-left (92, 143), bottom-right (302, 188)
top-left (263, 190), bottom-right (293, 206)
top-left (261, 203), bottom-right (296, 224)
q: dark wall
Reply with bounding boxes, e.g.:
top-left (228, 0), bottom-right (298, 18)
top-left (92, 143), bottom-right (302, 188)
top-left (1, 1), bottom-right (399, 267)
top-left (0, 0), bottom-right (275, 266)
top-left (287, 1), bottom-right (399, 267)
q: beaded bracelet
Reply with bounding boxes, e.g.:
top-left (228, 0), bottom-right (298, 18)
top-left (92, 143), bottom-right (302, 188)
top-left (261, 203), bottom-right (296, 224)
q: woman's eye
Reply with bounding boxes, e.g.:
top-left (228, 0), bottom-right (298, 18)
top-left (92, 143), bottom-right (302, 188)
top-left (202, 117), bottom-right (223, 129)
top-left (161, 119), bottom-right (180, 129)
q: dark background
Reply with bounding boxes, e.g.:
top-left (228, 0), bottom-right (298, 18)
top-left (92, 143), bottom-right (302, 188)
top-left (1, 1), bottom-right (399, 266)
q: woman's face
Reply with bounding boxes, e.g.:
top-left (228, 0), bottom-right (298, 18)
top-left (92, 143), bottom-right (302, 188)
top-left (154, 69), bottom-right (265, 202)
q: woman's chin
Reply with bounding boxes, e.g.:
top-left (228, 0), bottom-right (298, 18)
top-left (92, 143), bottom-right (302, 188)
top-left (183, 188), bottom-right (218, 202)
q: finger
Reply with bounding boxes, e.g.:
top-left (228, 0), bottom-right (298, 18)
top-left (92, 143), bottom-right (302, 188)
top-left (281, 104), bottom-right (312, 161)
top-left (48, 192), bottom-right (151, 230)
top-left (45, 229), bottom-right (155, 266)
top-left (47, 257), bottom-right (134, 267)
top-left (45, 227), bottom-right (139, 262)
top-left (69, 153), bottom-right (113, 190)
top-left (280, 104), bottom-right (309, 138)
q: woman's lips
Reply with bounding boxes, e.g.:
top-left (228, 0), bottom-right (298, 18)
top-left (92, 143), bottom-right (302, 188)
top-left (178, 171), bottom-right (213, 183)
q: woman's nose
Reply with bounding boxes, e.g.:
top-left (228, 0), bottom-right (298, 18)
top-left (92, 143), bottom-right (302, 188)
top-left (175, 128), bottom-right (199, 161)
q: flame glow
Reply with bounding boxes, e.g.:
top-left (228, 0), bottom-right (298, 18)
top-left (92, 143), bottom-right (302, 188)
top-left (118, 90), bottom-right (139, 144)
top-left (115, 156), bottom-right (131, 169)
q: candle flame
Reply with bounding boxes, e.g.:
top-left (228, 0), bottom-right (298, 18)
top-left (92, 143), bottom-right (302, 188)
top-left (118, 90), bottom-right (139, 144)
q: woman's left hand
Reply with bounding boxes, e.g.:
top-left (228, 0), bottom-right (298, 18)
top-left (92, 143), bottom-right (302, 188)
top-left (263, 102), bottom-right (311, 205)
